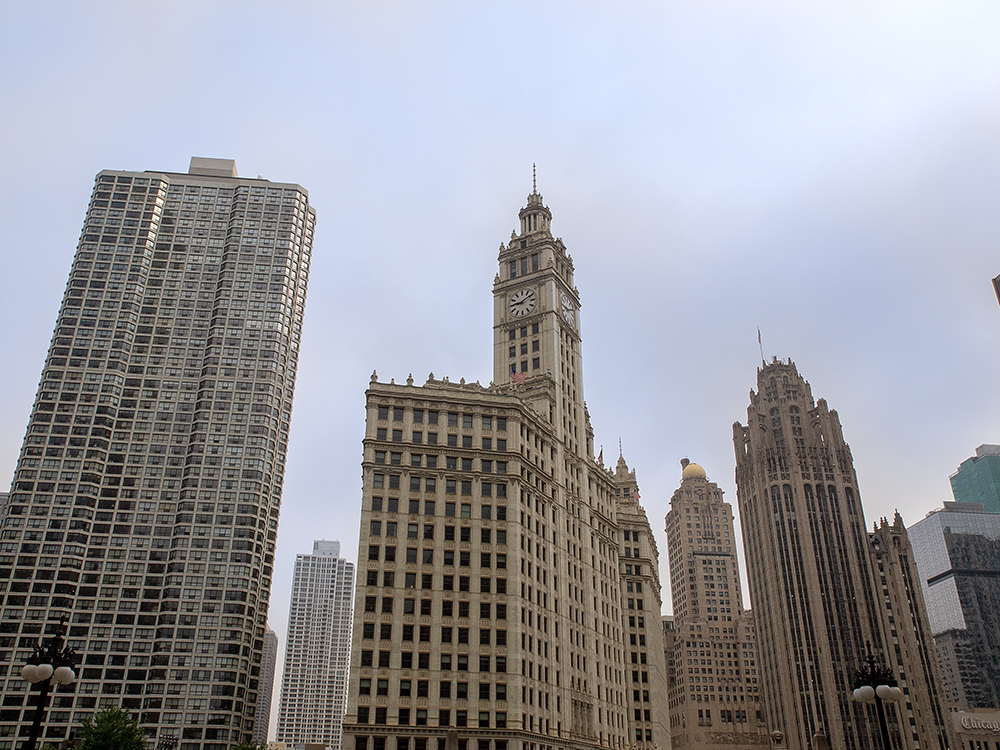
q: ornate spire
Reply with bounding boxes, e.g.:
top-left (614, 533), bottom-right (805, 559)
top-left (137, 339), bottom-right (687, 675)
top-left (518, 165), bottom-right (551, 236)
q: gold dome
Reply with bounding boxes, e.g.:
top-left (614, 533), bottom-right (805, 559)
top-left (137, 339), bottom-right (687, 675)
top-left (682, 462), bottom-right (706, 479)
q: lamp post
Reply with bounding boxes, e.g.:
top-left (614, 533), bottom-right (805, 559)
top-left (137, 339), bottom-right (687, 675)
top-left (19, 618), bottom-right (77, 750)
top-left (852, 641), bottom-right (904, 750)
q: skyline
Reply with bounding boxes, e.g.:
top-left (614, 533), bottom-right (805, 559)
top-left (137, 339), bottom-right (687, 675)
top-left (3, 2), bottom-right (1000, 736)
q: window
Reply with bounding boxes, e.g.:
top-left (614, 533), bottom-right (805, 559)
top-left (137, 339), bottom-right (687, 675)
top-left (481, 528), bottom-right (492, 543)
top-left (370, 521), bottom-right (381, 536)
top-left (413, 409), bottom-right (424, 423)
top-left (373, 474), bottom-right (384, 489)
top-left (497, 418), bottom-right (506, 431)
top-left (532, 358), bottom-right (539, 370)
top-left (463, 414), bottom-right (473, 429)
top-left (428, 411), bottom-right (439, 424)
top-left (376, 428), bottom-right (386, 440)
top-left (375, 451), bottom-right (386, 464)
top-left (399, 680), bottom-right (411, 696)
top-left (359, 678), bottom-right (371, 695)
top-left (393, 407), bottom-right (404, 422)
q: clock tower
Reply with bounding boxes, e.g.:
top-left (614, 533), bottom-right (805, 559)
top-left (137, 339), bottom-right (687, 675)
top-left (493, 178), bottom-right (588, 458)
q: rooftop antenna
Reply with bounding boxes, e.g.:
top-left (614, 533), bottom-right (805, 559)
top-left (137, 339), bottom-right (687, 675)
top-left (532, 164), bottom-right (537, 194)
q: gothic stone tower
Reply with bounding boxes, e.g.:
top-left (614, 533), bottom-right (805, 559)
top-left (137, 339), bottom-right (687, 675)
top-left (733, 359), bottom-right (945, 750)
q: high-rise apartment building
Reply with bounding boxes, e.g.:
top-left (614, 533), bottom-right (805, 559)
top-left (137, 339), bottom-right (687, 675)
top-left (276, 540), bottom-right (355, 749)
top-left (342, 186), bottom-right (670, 750)
top-left (949, 445), bottom-right (1000, 514)
top-left (663, 460), bottom-right (766, 750)
top-left (255, 627), bottom-right (279, 745)
top-left (908, 502), bottom-right (1000, 709)
top-left (733, 358), bottom-right (948, 750)
top-left (0, 158), bottom-right (314, 749)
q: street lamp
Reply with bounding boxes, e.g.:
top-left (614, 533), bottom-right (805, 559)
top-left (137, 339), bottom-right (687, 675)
top-left (19, 618), bottom-right (77, 750)
top-left (852, 641), bottom-right (904, 750)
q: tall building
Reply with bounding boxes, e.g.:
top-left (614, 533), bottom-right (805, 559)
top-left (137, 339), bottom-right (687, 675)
top-left (342, 185), bottom-right (671, 750)
top-left (255, 627), bottom-right (280, 745)
top-left (949, 445), bottom-right (1000, 514)
top-left (908, 502), bottom-right (1000, 709)
top-left (276, 540), bottom-right (355, 749)
top-left (0, 158), bottom-right (315, 749)
top-left (733, 358), bottom-right (948, 750)
top-left (663, 459), bottom-right (767, 750)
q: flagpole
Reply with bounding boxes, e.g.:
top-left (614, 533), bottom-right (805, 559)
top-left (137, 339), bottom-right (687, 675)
top-left (757, 327), bottom-right (765, 367)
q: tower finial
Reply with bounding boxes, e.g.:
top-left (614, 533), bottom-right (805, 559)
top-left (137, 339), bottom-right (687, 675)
top-left (619, 438), bottom-right (623, 458)
top-left (532, 163), bottom-right (537, 194)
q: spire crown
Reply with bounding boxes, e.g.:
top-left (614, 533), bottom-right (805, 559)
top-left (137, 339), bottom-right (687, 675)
top-left (518, 164), bottom-right (551, 236)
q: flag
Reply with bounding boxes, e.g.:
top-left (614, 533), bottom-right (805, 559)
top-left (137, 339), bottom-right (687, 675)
top-left (633, 489), bottom-right (640, 502)
top-left (597, 448), bottom-right (603, 464)
top-left (510, 365), bottom-right (525, 385)
top-left (757, 327), bottom-right (761, 345)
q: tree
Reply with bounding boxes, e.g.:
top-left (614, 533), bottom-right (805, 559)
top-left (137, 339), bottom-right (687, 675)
top-left (230, 742), bottom-right (268, 750)
top-left (77, 706), bottom-right (147, 750)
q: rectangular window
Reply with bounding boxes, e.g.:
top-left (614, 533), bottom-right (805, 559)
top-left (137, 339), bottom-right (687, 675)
top-left (413, 409), bottom-right (424, 423)
top-left (428, 411), bottom-right (439, 424)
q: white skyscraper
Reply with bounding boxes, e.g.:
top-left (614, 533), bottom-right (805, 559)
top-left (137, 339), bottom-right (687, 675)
top-left (0, 158), bottom-right (314, 749)
top-left (276, 540), bottom-right (355, 750)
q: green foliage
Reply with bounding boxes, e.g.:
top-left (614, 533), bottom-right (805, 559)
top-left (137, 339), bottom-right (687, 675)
top-left (230, 742), bottom-right (268, 750)
top-left (78, 706), bottom-right (147, 750)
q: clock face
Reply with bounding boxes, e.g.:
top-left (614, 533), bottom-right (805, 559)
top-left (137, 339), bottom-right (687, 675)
top-left (561, 294), bottom-right (575, 325)
top-left (509, 289), bottom-right (536, 317)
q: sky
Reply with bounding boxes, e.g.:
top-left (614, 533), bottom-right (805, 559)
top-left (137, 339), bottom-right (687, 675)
top-left (3, 0), bottom-right (1000, 736)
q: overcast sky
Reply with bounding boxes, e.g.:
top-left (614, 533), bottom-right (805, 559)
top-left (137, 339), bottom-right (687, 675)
top-left (3, 1), bottom-right (1000, 735)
